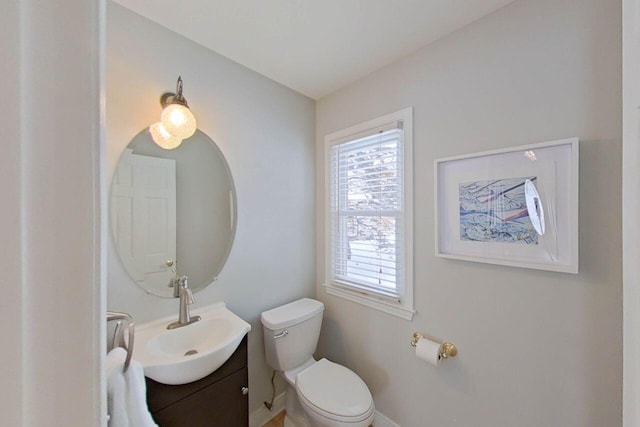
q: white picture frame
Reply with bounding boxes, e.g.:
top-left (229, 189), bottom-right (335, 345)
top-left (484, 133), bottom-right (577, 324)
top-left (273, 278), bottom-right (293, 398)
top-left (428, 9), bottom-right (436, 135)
top-left (434, 138), bottom-right (579, 273)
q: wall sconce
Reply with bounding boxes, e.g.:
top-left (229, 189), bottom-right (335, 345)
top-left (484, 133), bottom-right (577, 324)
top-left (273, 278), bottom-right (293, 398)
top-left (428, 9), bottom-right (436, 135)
top-left (149, 76), bottom-right (197, 150)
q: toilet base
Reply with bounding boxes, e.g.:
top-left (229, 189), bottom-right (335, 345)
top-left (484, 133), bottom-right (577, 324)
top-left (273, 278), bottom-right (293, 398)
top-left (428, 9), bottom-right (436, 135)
top-left (283, 383), bottom-right (374, 427)
top-left (283, 383), bottom-right (310, 427)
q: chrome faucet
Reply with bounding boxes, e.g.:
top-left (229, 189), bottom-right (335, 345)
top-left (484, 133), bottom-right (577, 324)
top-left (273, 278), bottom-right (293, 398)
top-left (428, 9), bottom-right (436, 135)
top-left (167, 276), bottom-right (201, 330)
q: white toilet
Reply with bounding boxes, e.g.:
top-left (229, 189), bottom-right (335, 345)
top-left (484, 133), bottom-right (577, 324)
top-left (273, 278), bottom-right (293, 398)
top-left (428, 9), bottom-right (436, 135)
top-left (261, 298), bottom-right (375, 427)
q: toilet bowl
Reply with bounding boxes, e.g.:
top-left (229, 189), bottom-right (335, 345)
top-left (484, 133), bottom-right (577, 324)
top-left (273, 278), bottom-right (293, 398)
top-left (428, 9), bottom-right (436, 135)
top-left (295, 358), bottom-right (374, 427)
top-left (261, 298), bottom-right (375, 427)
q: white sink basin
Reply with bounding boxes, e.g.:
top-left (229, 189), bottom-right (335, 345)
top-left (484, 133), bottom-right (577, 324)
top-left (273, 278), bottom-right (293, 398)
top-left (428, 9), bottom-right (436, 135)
top-left (134, 302), bottom-right (251, 385)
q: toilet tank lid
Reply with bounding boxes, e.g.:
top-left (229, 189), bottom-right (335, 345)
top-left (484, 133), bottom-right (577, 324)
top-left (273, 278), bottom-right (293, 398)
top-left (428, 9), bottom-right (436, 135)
top-left (261, 298), bottom-right (324, 330)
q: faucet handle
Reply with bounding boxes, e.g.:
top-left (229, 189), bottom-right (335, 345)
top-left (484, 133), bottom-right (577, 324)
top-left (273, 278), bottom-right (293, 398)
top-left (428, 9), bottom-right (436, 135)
top-left (178, 276), bottom-right (194, 304)
top-left (183, 287), bottom-right (195, 305)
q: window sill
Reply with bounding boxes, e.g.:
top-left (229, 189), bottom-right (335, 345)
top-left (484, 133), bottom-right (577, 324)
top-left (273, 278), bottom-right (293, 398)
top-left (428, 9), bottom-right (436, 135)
top-left (322, 282), bottom-right (415, 321)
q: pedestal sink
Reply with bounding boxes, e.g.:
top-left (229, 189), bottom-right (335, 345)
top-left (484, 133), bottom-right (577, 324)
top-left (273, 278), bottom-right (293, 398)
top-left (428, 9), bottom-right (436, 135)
top-left (133, 302), bottom-right (251, 385)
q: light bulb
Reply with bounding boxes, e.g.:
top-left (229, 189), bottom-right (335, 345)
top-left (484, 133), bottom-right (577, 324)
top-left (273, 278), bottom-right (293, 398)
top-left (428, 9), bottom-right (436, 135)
top-left (149, 122), bottom-right (182, 150)
top-left (161, 104), bottom-right (197, 139)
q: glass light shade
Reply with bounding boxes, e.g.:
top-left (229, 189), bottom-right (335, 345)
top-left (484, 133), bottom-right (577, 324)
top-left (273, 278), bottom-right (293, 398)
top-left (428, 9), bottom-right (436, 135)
top-left (161, 104), bottom-right (197, 139)
top-left (149, 122), bottom-right (183, 150)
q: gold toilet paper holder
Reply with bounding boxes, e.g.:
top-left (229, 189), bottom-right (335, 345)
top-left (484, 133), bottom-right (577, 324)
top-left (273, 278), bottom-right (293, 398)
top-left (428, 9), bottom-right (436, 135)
top-left (410, 332), bottom-right (458, 359)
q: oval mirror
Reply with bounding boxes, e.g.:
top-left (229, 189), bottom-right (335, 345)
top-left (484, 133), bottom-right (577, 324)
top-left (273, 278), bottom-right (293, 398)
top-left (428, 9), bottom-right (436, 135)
top-left (110, 128), bottom-right (236, 297)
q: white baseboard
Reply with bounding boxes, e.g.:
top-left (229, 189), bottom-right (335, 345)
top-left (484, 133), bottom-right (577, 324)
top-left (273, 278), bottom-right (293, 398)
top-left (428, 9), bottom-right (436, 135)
top-left (249, 392), bottom-right (286, 427)
top-left (373, 410), bottom-right (400, 427)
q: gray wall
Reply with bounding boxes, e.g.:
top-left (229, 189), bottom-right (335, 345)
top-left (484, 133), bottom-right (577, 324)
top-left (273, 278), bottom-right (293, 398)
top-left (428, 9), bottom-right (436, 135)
top-left (106, 2), bottom-right (316, 412)
top-left (315, 0), bottom-right (622, 426)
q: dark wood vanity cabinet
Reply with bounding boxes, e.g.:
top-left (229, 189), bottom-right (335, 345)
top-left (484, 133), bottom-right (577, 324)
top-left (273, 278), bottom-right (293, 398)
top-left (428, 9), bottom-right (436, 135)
top-left (146, 336), bottom-right (249, 427)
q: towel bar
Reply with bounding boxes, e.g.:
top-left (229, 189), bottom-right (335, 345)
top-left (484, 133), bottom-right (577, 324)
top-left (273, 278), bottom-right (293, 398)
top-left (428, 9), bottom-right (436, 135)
top-left (107, 311), bottom-right (135, 372)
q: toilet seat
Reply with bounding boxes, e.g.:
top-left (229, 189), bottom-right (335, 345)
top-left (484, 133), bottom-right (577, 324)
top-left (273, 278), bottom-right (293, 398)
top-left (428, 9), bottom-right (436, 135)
top-left (295, 358), bottom-right (374, 423)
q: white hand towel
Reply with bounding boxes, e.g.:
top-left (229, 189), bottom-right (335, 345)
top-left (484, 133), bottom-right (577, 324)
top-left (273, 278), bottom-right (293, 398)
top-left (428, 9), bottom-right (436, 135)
top-left (125, 360), bottom-right (158, 427)
top-left (106, 348), bottom-right (130, 427)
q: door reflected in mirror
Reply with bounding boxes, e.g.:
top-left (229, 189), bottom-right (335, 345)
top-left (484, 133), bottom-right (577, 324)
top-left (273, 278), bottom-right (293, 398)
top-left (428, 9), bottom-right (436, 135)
top-left (111, 128), bottom-right (236, 297)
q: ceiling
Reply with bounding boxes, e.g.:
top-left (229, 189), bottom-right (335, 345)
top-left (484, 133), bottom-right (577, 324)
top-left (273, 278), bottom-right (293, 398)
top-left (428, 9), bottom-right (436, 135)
top-left (112, 0), bottom-right (515, 99)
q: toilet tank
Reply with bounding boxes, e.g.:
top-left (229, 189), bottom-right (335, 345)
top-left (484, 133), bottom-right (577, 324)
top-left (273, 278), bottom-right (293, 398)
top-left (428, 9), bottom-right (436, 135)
top-left (261, 298), bottom-right (324, 371)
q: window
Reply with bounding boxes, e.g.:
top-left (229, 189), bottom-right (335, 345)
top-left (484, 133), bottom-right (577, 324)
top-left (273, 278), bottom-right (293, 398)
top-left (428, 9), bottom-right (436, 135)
top-left (324, 108), bottom-right (414, 320)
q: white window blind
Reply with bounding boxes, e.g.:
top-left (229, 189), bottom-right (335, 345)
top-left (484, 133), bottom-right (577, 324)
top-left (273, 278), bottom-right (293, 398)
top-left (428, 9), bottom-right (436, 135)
top-left (328, 127), bottom-right (405, 300)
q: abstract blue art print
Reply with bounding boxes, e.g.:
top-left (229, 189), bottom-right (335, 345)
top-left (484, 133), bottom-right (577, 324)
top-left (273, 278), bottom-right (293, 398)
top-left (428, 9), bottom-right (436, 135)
top-left (458, 177), bottom-right (538, 244)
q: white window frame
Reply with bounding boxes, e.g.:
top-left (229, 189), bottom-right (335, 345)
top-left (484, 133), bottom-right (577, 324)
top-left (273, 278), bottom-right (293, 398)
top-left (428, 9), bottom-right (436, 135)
top-left (323, 107), bottom-right (414, 320)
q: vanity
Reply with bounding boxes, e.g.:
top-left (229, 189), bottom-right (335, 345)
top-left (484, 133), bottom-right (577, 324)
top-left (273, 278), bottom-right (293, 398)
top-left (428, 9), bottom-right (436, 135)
top-left (131, 302), bottom-right (251, 427)
top-left (146, 336), bottom-right (248, 427)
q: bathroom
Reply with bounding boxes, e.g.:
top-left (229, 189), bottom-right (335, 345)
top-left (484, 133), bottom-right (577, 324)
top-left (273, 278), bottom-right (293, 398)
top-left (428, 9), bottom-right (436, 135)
top-left (3, 0), bottom-right (635, 426)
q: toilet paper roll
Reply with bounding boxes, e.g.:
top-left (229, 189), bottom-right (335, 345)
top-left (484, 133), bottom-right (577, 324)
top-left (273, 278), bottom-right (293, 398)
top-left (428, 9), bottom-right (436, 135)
top-left (415, 337), bottom-right (442, 366)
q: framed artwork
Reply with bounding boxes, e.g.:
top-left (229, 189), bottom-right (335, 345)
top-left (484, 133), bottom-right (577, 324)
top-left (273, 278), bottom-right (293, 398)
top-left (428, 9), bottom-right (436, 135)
top-left (434, 138), bottom-right (579, 273)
